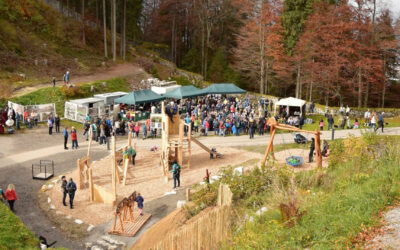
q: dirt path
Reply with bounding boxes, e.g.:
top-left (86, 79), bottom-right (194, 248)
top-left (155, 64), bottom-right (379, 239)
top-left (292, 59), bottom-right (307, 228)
top-left (368, 207), bottom-right (400, 249)
top-left (12, 63), bottom-right (149, 97)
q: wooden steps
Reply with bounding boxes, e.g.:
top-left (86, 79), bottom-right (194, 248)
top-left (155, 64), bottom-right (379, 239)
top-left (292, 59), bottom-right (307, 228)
top-left (108, 212), bottom-right (152, 237)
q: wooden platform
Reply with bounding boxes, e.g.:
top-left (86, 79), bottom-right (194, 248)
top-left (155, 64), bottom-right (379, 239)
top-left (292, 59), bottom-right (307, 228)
top-left (108, 212), bottom-right (152, 237)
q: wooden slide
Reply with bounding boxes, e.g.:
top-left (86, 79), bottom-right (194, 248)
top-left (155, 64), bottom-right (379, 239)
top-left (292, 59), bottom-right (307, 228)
top-left (191, 137), bottom-right (223, 158)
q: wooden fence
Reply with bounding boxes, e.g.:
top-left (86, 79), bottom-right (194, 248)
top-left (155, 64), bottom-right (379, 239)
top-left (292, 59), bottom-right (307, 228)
top-left (151, 184), bottom-right (232, 250)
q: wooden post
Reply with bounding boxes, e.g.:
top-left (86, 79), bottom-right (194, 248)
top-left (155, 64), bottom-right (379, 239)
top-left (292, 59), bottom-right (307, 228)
top-left (122, 158), bottom-right (129, 186)
top-left (178, 122), bottom-right (184, 166)
top-left (112, 136), bottom-right (117, 197)
top-left (87, 126), bottom-right (93, 158)
top-left (262, 126), bottom-right (276, 165)
top-left (77, 159), bottom-right (83, 189)
top-left (188, 123), bottom-right (191, 169)
top-left (315, 130), bottom-right (322, 167)
top-left (186, 188), bottom-right (190, 201)
top-left (128, 131), bottom-right (132, 147)
top-left (88, 168), bottom-right (94, 202)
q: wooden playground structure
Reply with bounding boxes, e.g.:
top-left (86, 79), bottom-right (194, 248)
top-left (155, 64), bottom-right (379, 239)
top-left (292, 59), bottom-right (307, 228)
top-left (109, 191), bottom-right (152, 237)
top-left (262, 117), bottom-right (322, 167)
top-left (160, 102), bottom-right (222, 182)
top-left (77, 128), bottom-right (137, 205)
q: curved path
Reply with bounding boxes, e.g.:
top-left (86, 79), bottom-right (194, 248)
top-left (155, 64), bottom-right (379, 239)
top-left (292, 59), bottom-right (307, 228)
top-left (12, 63), bottom-right (149, 98)
top-left (0, 127), bottom-right (399, 249)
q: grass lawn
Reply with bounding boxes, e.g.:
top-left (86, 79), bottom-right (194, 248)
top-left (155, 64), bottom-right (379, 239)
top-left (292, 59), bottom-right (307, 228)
top-left (0, 202), bottom-right (38, 248)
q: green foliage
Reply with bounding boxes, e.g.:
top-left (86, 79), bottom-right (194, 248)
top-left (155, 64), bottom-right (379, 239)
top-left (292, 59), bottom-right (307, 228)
top-left (231, 135), bottom-right (400, 248)
top-left (0, 202), bottom-right (38, 248)
top-left (149, 66), bottom-right (160, 78)
top-left (181, 48), bottom-right (202, 73)
top-left (170, 76), bottom-right (192, 86)
top-left (208, 49), bottom-right (239, 83)
top-left (281, 0), bottom-right (317, 54)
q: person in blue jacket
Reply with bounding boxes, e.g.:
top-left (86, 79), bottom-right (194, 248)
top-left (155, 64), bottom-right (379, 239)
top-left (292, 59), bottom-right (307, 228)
top-left (63, 127), bottom-right (69, 150)
top-left (170, 161), bottom-right (181, 189)
top-left (136, 193), bottom-right (144, 216)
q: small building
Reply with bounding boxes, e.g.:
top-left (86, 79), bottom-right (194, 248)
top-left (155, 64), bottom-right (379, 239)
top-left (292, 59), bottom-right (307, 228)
top-left (65, 97), bottom-right (105, 123)
top-left (94, 92), bottom-right (128, 106)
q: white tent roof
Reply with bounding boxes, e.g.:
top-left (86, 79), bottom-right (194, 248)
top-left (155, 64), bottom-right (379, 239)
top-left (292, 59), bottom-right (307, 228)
top-left (275, 97), bottom-right (306, 107)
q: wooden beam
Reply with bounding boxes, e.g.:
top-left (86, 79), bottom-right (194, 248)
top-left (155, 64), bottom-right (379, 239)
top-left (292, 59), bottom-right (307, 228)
top-left (112, 136), bottom-right (117, 197)
top-left (315, 130), bottom-right (322, 167)
top-left (178, 122), bottom-right (184, 166)
top-left (128, 131), bottom-right (132, 147)
top-left (262, 126), bottom-right (276, 165)
top-left (122, 157), bottom-right (129, 186)
top-left (88, 168), bottom-right (94, 202)
top-left (188, 123), bottom-right (191, 169)
top-left (87, 126), bottom-right (93, 158)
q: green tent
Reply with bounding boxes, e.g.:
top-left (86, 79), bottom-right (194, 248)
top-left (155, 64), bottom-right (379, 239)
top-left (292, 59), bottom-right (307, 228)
top-left (114, 89), bottom-right (165, 105)
top-left (201, 83), bottom-right (246, 95)
top-left (163, 85), bottom-right (205, 99)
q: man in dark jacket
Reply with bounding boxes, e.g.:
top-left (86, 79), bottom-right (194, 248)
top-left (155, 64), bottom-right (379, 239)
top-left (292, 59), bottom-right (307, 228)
top-left (105, 123), bottom-right (111, 150)
top-left (376, 112), bottom-right (384, 133)
top-left (55, 115), bottom-right (60, 133)
top-left (66, 178), bottom-right (77, 209)
top-left (309, 138), bottom-right (315, 163)
top-left (61, 176), bottom-right (67, 206)
top-left (328, 115), bottom-right (334, 130)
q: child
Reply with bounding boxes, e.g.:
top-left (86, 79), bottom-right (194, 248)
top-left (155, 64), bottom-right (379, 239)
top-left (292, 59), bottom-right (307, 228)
top-left (319, 119), bottom-right (324, 131)
top-left (354, 118), bottom-right (359, 129)
top-left (71, 127), bottom-right (78, 149)
top-left (135, 193), bottom-right (144, 216)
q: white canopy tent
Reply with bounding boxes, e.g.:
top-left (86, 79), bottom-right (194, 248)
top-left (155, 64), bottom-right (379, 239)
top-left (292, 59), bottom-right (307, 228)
top-left (274, 97), bottom-right (306, 116)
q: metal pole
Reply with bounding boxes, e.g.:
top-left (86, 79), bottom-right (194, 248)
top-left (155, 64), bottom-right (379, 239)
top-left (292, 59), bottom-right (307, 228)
top-left (331, 128), bottom-right (335, 140)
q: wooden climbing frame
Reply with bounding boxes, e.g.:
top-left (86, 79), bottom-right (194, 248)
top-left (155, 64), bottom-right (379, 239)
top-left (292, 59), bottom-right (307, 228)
top-left (262, 117), bottom-right (322, 167)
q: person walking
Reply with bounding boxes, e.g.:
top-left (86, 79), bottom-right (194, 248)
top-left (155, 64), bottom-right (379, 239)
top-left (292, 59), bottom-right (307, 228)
top-left (61, 176), bottom-right (68, 206)
top-left (370, 112), bottom-right (377, 130)
top-left (328, 114), bottom-right (334, 130)
top-left (71, 127), bottom-right (78, 149)
top-left (66, 178), bottom-right (77, 209)
top-left (309, 138), bottom-right (315, 163)
top-left (47, 117), bottom-right (53, 135)
top-left (63, 126), bottom-right (69, 150)
top-left (5, 184), bottom-right (17, 212)
top-left (83, 120), bottom-right (90, 141)
top-left (55, 114), bottom-right (60, 133)
top-left (376, 112), bottom-right (384, 133)
top-left (171, 161), bottom-right (181, 189)
top-left (135, 193), bottom-right (144, 216)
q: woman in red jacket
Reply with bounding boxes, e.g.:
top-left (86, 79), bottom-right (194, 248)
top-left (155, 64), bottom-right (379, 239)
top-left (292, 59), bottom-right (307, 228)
top-left (5, 184), bottom-right (17, 212)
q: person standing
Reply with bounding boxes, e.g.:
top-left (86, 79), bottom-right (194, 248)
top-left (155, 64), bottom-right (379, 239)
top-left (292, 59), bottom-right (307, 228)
top-left (55, 114), bottom-right (60, 133)
top-left (105, 123), bottom-right (111, 150)
top-left (135, 193), bottom-right (144, 216)
top-left (376, 112), bottom-right (384, 133)
top-left (61, 176), bottom-right (68, 206)
top-left (47, 117), bottom-right (53, 135)
top-left (327, 114), bottom-right (334, 130)
top-left (71, 127), bottom-right (78, 149)
top-left (63, 126), bottom-right (69, 150)
top-left (319, 119), bottom-right (324, 131)
top-left (52, 77), bottom-right (56, 87)
top-left (15, 112), bottom-right (20, 130)
top-left (83, 120), bottom-right (90, 141)
top-left (0, 186), bottom-right (4, 203)
top-left (171, 161), bottom-right (181, 189)
top-left (309, 138), bottom-right (315, 163)
top-left (66, 178), bottom-right (77, 209)
top-left (370, 112), bottom-right (377, 130)
top-left (5, 184), bottom-right (17, 212)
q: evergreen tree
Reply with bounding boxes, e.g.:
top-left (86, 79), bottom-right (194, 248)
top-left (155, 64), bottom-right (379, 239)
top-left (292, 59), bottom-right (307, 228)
top-left (281, 0), bottom-right (316, 55)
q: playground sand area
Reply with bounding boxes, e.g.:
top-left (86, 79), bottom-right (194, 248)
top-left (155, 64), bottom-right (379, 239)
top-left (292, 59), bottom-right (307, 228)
top-left (48, 146), bottom-right (260, 225)
top-left (274, 148), bottom-right (329, 172)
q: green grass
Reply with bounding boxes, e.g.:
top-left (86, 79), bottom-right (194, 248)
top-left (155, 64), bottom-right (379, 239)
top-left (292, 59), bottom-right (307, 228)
top-left (188, 134), bottom-right (400, 248)
top-left (7, 77), bottom-right (129, 117)
top-left (0, 202), bottom-right (38, 248)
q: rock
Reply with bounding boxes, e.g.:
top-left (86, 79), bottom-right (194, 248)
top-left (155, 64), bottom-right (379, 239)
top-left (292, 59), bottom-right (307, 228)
top-left (101, 61), bottom-right (106, 67)
top-left (47, 184), bottom-right (53, 189)
top-left (50, 205), bottom-right (55, 210)
top-left (47, 197), bottom-right (51, 203)
top-left (102, 82), bottom-right (107, 87)
top-left (52, 179), bottom-right (58, 184)
top-left (87, 224), bottom-right (95, 232)
top-left (199, 181), bottom-right (206, 185)
top-left (34, 59), bottom-right (38, 66)
top-left (256, 207), bottom-right (268, 216)
top-left (177, 200), bottom-right (186, 208)
top-left (163, 191), bottom-right (177, 196)
top-left (74, 58), bottom-right (78, 63)
top-left (75, 219), bottom-right (83, 224)
top-left (91, 246), bottom-right (102, 250)
top-left (66, 215), bottom-right (72, 219)
top-left (211, 175), bottom-right (222, 180)
top-left (41, 185), bottom-right (47, 192)
top-left (234, 166), bottom-right (243, 176)
top-left (56, 211), bottom-right (63, 215)
top-left (102, 235), bottom-right (125, 246)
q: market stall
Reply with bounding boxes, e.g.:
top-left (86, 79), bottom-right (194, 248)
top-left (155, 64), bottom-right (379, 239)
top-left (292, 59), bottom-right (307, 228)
top-left (274, 97), bottom-right (306, 116)
top-left (200, 83), bottom-right (247, 95)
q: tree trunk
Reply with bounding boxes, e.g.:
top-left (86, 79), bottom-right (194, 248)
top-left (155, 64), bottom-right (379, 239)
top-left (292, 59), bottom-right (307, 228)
top-left (265, 60), bottom-right (269, 94)
top-left (382, 55), bottom-right (386, 108)
top-left (67, 0), bottom-right (69, 17)
top-left (171, 14), bottom-right (176, 63)
top-left (103, 0), bottom-right (108, 58)
top-left (122, 0), bottom-right (126, 60)
top-left (201, 22), bottom-right (205, 78)
top-left (259, 24), bottom-right (265, 94)
top-left (111, 0), bottom-right (116, 61)
top-left (358, 67), bottom-right (362, 108)
top-left (295, 63), bottom-right (301, 98)
top-left (364, 82), bottom-right (369, 107)
top-left (82, 0), bottom-right (85, 45)
top-left (96, 0), bottom-right (99, 29)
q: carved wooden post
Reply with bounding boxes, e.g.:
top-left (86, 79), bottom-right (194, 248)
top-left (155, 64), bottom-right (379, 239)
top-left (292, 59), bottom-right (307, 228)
top-left (112, 136), bottom-right (117, 197)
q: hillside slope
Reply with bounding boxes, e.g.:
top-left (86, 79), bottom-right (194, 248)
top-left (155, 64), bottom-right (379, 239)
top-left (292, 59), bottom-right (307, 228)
top-left (0, 0), bottom-right (107, 92)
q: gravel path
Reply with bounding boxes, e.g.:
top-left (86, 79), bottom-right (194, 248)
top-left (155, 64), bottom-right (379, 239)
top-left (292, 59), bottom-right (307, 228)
top-left (1, 126), bottom-right (399, 249)
top-left (368, 207), bottom-right (400, 249)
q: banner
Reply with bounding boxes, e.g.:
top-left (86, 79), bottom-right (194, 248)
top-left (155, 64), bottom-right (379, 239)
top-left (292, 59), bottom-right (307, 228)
top-left (7, 101), bottom-right (24, 115)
